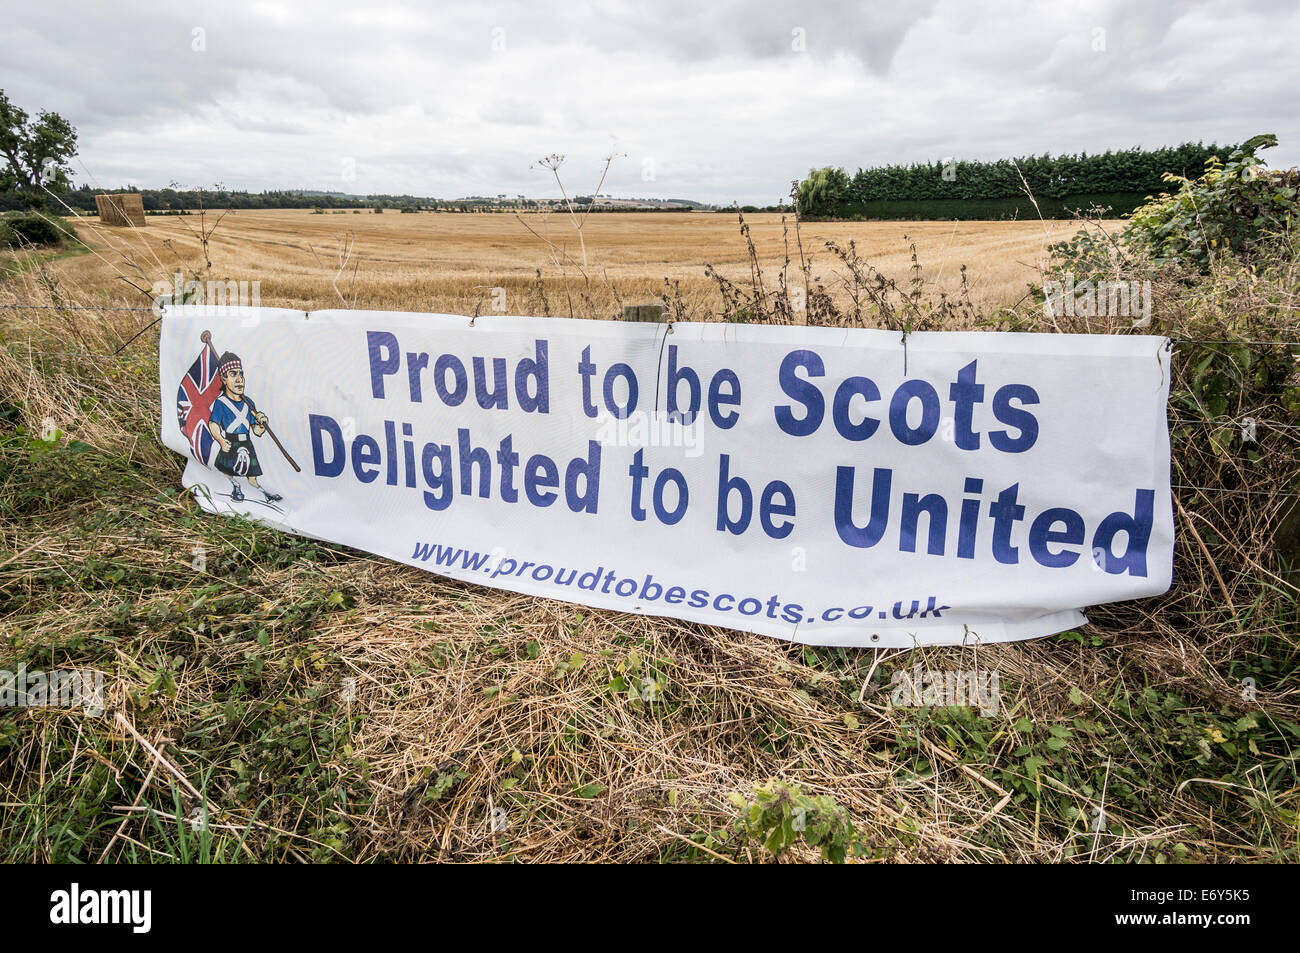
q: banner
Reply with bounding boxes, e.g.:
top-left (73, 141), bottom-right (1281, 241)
top-left (159, 305), bottom-right (1173, 648)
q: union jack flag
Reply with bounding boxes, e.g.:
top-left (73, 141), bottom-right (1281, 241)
top-left (176, 341), bottom-right (221, 465)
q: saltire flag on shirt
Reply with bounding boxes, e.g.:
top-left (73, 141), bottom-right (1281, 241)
top-left (176, 340), bottom-right (221, 465)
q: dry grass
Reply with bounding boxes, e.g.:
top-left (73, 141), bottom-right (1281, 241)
top-left (0, 209), bottom-right (1295, 864)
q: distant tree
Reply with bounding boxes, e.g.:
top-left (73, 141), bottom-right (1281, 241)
top-left (797, 167), bottom-right (850, 217)
top-left (0, 90), bottom-right (78, 209)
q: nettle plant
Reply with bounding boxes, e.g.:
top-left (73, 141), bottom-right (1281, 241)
top-left (729, 780), bottom-right (856, 863)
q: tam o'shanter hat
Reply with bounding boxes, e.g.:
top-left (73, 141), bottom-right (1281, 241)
top-left (217, 352), bottom-right (243, 376)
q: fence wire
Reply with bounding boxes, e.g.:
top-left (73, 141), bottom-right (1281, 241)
top-left (3, 304), bottom-right (1298, 501)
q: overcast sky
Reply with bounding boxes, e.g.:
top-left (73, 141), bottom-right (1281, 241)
top-left (3, 0), bottom-right (1296, 205)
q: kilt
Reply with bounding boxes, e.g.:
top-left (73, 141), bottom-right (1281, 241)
top-left (214, 431), bottom-right (262, 478)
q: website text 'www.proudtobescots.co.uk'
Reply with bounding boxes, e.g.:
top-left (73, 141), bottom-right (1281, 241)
top-left (409, 539), bottom-right (948, 631)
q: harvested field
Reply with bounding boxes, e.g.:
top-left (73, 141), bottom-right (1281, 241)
top-left (68, 209), bottom-right (1088, 318)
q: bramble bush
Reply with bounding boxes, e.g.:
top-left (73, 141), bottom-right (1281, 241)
top-left (1044, 134), bottom-right (1299, 288)
top-left (1126, 134), bottom-right (1300, 271)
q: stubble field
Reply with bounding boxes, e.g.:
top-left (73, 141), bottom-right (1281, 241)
top-left (55, 209), bottom-right (1080, 318)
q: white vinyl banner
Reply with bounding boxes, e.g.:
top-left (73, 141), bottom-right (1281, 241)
top-left (160, 305), bottom-right (1174, 648)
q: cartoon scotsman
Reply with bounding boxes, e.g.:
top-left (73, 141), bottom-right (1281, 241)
top-left (206, 351), bottom-right (283, 503)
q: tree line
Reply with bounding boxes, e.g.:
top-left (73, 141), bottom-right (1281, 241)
top-left (798, 142), bottom-right (1241, 220)
top-left (0, 184), bottom-right (504, 214)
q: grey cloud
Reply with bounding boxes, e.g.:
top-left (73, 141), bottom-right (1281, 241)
top-left (0, 0), bottom-right (1294, 204)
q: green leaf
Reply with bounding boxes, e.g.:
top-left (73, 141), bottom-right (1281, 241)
top-left (1024, 755), bottom-right (1048, 775)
